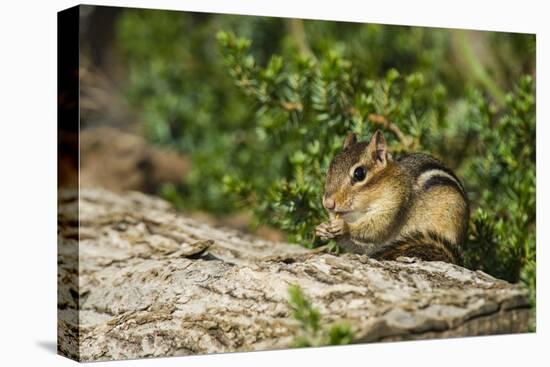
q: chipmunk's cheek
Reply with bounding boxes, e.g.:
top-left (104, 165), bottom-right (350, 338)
top-left (342, 211), bottom-right (362, 224)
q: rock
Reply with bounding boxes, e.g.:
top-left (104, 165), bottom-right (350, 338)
top-left (60, 127), bottom-right (189, 193)
top-left (57, 188), bottom-right (531, 362)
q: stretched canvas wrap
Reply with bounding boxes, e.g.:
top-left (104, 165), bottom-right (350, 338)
top-left (58, 4), bottom-right (536, 362)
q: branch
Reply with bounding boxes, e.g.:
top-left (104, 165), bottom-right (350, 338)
top-left (453, 30), bottom-right (506, 108)
top-left (368, 113), bottom-right (416, 150)
top-left (286, 19), bottom-right (315, 59)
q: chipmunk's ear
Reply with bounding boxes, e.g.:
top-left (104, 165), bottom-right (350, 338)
top-left (367, 129), bottom-right (387, 166)
top-left (343, 132), bottom-right (357, 150)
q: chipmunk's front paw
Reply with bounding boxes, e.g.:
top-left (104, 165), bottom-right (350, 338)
top-left (315, 218), bottom-right (347, 240)
top-left (315, 222), bottom-right (334, 239)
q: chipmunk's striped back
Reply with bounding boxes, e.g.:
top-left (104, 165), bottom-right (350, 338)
top-left (399, 153), bottom-right (466, 198)
top-left (372, 154), bottom-right (469, 264)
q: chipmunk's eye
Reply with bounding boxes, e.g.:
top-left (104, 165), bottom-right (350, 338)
top-left (353, 166), bottom-right (367, 182)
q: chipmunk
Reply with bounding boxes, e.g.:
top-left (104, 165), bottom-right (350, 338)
top-left (315, 130), bottom-right (469, 264)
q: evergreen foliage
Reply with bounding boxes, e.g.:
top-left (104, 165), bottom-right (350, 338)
top-left (288, 285), bottom-right (353, 346)
top-left (116, 10), bottom-right (536, 321)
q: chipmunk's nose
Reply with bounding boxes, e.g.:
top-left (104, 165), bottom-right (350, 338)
top-left (323, 196), bottom-right (335, 210)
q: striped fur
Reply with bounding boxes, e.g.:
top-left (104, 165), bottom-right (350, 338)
top-left (419, 170), bottom-right (466, 198)
top-left (371, 230), bottom-right (463, 265)
top-left (398, 153), bottom-right (466, 196)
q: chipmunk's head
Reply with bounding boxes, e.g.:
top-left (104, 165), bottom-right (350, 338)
top-left (323, 130), bottom-right (401, 223)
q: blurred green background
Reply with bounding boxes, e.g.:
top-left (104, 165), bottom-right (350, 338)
top-left (79, 6), bottom-right (535, 326)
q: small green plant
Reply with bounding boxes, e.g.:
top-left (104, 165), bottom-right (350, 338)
top-left (288, 284), bottom-right (354, 347)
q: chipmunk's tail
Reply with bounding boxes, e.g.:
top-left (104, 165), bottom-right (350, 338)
top-left (372, 230), bottom-right (463, 265)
